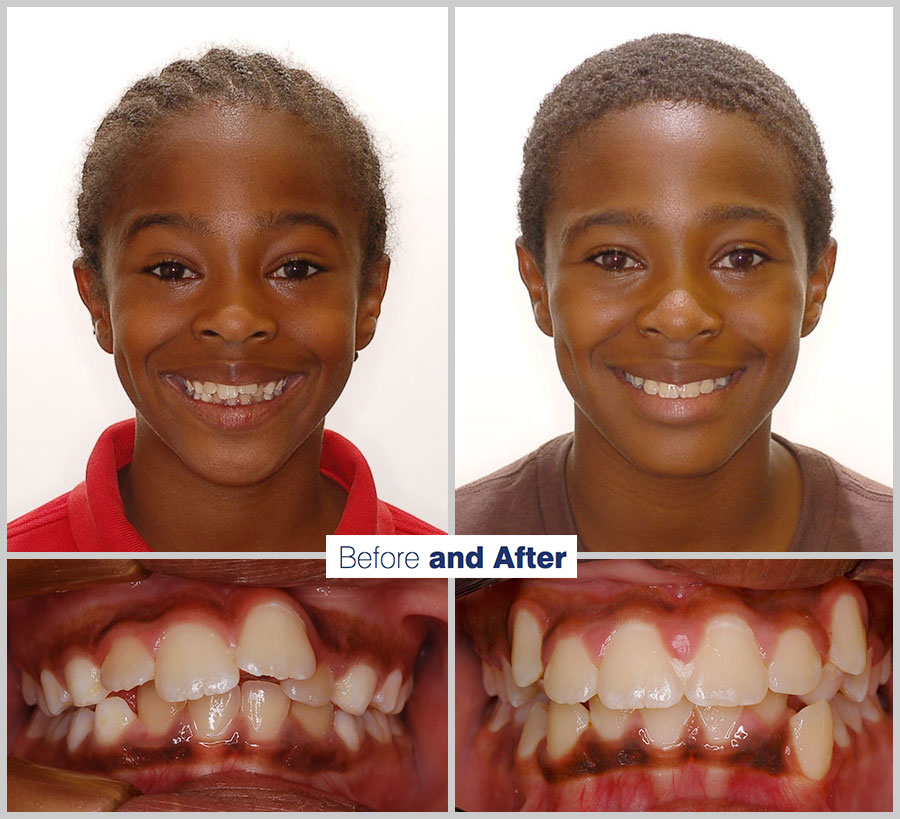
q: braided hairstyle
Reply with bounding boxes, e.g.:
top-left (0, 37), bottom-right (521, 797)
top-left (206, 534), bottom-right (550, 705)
top-left (76, 48), bottom-right (387, 285)
top-left (519, 34), bottom-right (832, 271)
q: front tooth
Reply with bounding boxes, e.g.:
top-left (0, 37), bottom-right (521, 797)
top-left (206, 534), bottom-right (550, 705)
top-left (362, 709), bottom-right (392, 743)
top-left (501, 657), bottom-right (540, 707)
top-left (237, 600), bottom-right (316, 681)
top-left (682, 381), bottom-right (701, 398)
top-left (21, 671), bottom-right (39, 706)
top-left (789, 700), bottom-right (833, 781)
top-left (511, 608), bottom-right (544, 688)
top-left (331, 663), bottom-right (378, 716)
top-left (94, 697), bottom-right (136, 745)
top-left (830, 692), bottom-right (862, 733)
top-left (40, 669), bottom-right (72, 715)
top-left (137, 681), bottom-right (185, 734)
top-left (699, 379), bottom-right (715, 394)
top-left (546, 701), bottom-right (589, 760)
top-left (750, 689), bottom-right (788, 726)
top-left (155, 622), bottom-right (238, 702)
top-left (641, 698), bottom-right (693, 748)
top-left (596, 621), bottom-right (683, 709)
top-left (66, 708), bottom-right (95, 752)
top-left (241, 681), bottom-right (290, 741)
top-left (517, 702), bottom-right (549, 759)
top-left (216, 384), bottom-right (238, 400)
top-left (281, 663), bottom-right (334, 707)
top-left (187, 690), bottom-right (240, 740)
top-left (643, 379), bottom-right (659, 396)
top-left (685, 615), bottom-right (767, 706)
top-left (63, 656), bottom-right (109, 707)
top-left (799, 662), bottom-right (845, 705)
top-left (697, 705), bottom-right (742, 742)
top-left (840, 647), bottom-right (873, 702)
top-left (100, 636), bottom-right (155, 692)
top-left (827, 593), bottom-right (867, 675)
top-left (767, 629), bottom-right (822, 695)
top-left (333, 710), bottom-right (364, 752)
top-left (543, 636), bottom-right (598, 704)
top-left (238, 383), bottom-right (258, 395)
top-left (290, 701), bottom-right (334, 738)
top-left (588, 696), bottom-right (632, 741)
top-left (660, 382), bottom-right (679, 398)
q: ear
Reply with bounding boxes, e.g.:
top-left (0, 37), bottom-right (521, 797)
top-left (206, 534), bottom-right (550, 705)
top-left (516, 239), bottom-right (553, 337)
top-left (74, 260), bottom-right (113, 353)
top-left (801, 238), bottom-right (836, 337)
top-left (355, 255), bottom-right (390, 351)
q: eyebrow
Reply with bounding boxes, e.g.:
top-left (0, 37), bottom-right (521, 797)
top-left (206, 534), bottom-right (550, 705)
top-left (255, 210), bottom-right (342, 240)
top-left (697, 204), bottom-right (788, 235)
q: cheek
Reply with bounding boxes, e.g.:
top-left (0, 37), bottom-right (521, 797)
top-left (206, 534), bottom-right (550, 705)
top-left (549, 279), bottom-right (624, 354)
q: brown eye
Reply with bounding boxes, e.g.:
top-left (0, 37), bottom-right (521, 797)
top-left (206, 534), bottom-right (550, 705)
top-left (271, 259), bottom-right (324, 279)
top-left (146, 261), bottom-right (198, 280)
top-left (717, 249), bottom-right (767, 271)
top-left (592, 250), bottom-right (638, 272)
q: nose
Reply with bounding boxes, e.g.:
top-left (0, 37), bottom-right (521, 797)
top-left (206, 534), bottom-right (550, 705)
top-left (637, 271), bottom-right (723, 342)
top-left (191, 277), bottom-right (277, 344)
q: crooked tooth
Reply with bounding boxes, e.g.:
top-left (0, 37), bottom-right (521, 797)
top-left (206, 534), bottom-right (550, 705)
top-left (588, 696), bottom-right (633, 741)
top-left (543, 636), bottom-right (598, 704)
top-left (840, 647), bottom-right (873, 702)
top-left (511, 608), bottom-right (545, 688)
top-left (789, 700), bottom-right (833, 781)
top-left (333, 710), bottom-right (364, 752)
top-left (641, 698), bottom-right (693, 748)
top-left (290, 701), bottom-right (334, 738)
top-left (828, 593), bottom-right (867, 675)
top-left (501, 657), bottom-right (540, 707)
top-left (371, 668), bottom-right (402, 713)
top-left (750, 689), bottom-right (789, 727)
top-left (685, 615), bottom-right (767, 706)
top-left (237, 600), bottom-right (316, 681)
top-left (187, 690), bottom-right (240, 740)
top-left (392, 676), bottom-right (414, 715)
top-left (596, 620), bottom-right (682, 709)
top-left (137, 681), bottom-right (185, 734)
top-left (486, 699), bottom-right (511, 732)
top-left (830, 692), bottom-right (862, 733)
top-left (216, 383), bottom-right (238, 400)
top-left (767, 628), bottom-right (822, 695)
top-left (155, 622), bottom-right (238, 702)
top-left (331, 663), bottom-right (378, 716)
top-left (63, 656), bottom-right (109, 707)
top-left (66, 707), bottom-right (95, 752)
top-left (546, 701), bottom-right (589, 760)
top-left (281, 663), bottom-right (334, 707)
top-left (241, 681), bottom-right (290, 741)
top-left (21, 671), bottom-right (39, 706)
top-left (40, 669), bottom-right (72, 716)
top-left (517, 702), bottom-right (549, 759)
top-left (100, 636), bottom-right (155, 692)
top-left (697, 705), bottom-right (742, 742)
top-left (799, 662), bottom-right (845, 705)
top-left (94, 697), bottom-right (136, 745)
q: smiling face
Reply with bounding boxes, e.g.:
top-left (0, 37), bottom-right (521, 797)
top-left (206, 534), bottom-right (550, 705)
top-left (519, 102), bottom-right (834, 478)
top-left (77, 104), bottom-right (387, 486)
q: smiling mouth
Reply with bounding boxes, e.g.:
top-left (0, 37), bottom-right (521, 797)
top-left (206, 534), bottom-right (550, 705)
top-left (622, 370), bottom-right (739, 399)
top-left (167, 376), bottom-right (291, 406)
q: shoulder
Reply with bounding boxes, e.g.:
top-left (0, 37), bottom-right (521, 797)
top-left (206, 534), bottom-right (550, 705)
top-left (7, 491), bottom-right (78, 551)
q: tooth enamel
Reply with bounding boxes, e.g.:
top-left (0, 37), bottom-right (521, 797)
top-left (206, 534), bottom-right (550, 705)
top-left (682, 381), bottom-right (701, 398)
top-left (596, 620), bottom-right (683, 709)
top-left (388, 714), bottom-right (403, 736)
top-left (238, 383), bottom-right (258, 395)
top-left (237, 600), bottom-right (316, 682)
top-left (187, 689), bottom-right (240, 740)
top-left (155, 622), bottom-right (238, 702)
top-left (241, 681), bottom-right (290, 741)
top-left (860, 695), bottom-right (882, 723)
top-left (371, 668), bottom-right (402, 713)
top-left (487, 699), bottom-right (511, 732)
top-left (697, 705), bottom-right (742, 742)
top-left (685, 615), bottom-right (768, 706)
top-left (830, 704), bottom-right (851, 747)
top-left (25, 709), bottom-right (50, 739)
top-left (511, 608), bottom-right (544, 688)
top-left (47, 711), bottom-right (74, 742)
top-left (333, 710), bottom-right (364, 751)
top-left (331, 663), bottom-right (378, 716)
top-left (517, 702), bottom-right (549, 759)
top-left (546, 701), bottom-right (590, 760)
top-left (201, 393), bottom-right (213, 402)
top-left (202, 381), bottom-right (217, 395)
top-left (789, 700), bottom-right (834, 781)
top-left (633, 376), bottom-right (644, 387)
top-left (393, 676), bottom-right (414, 715)
top-left (750, 689), bottom-right (788, 726)
top-left (878, 648), bottom-right (891, 685)
top-left (827, 593), bottom-right (867, 675)
top-left (100, 636), bottom-right (155, 693)
top-left (21, 671), bottom-right (38, 706)
top-left (290, 701), bottom-right (334, 738)
top-left (263, 381), bottom-right (276, 395)
top-left (840, 647), bottom-right (873, 702)
top-left (63, 656), bottom-right (109, 707)
top-left (767, 628), bottom-right (822, 695)
top-left (215, 384), bottom-right (236, 400)
top-left (34, 684), bottom-right (51, 717)
top-left (700, 379), bottom-right (715, 394)
top-left (715, 376), bottom-right (728, 387)
top-left (66, 707), bottom-right (95, 752)
top-left (643, 379), bottom-right (659, 396)
top-left (281, 663), bottom-right (334, 707)
top-left (830, 692), bottom-right (862, 733)
top-left (799, 662), bottom-right (845, 705)
top-left (40, 669), bottom-right (72, 716)
top-left (501, 656), bottom-right (540, 707)
top-left (239, 394), bottom-right (252, 405)
top-left (362, 709), bottom-right (392, 743)
top-left (94, 697), bottom-right (136, 745)
top-left (543, 636), bottom-right (598, 704)
top-left (660, 382), bottom-right (679, 398)
top-left (641, 698), bottom-right (693, 748)
top-left (588, 696), bottom-right (633, 741)
top-left (482, 661), bottom-right (503, 699)
top-left (137, 681), bottom-right (185, 734)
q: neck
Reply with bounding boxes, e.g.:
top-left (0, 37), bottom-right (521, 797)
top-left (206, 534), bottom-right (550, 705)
top-left (119, 419), bottom-right (346, 551)
top-left (567, 412), bottom-right (802, 552)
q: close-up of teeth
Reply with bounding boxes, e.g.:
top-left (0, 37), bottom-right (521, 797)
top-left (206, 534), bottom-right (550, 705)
top-left (624, 371), bottom-right (733, 399)
top-left (179, 378), bottom-right (287, 406)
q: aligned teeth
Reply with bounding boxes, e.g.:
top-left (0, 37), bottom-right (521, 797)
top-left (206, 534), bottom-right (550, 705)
top-left (827, 593), bottom-right (867, 675)
top-left (241, 681), bottom-right (290, 741)
top-left (182, 378), bottom-right (287, 405)
top-left (789, 700), bottom-right (833, 780)
top-left (543, 636), bottom-right (598, 704)
top-left (100, 636), bottom-right (155, 693)
top-left (155, 623), bottom-right (238, 702)
top-left (281, 663), bottom-right (334, 707)
top-left (625, 371), bottom-right (733, 399)
top-left (767, 629), bottom-right (822, 695)
top-left (237, 600), bottom-right (316, 681)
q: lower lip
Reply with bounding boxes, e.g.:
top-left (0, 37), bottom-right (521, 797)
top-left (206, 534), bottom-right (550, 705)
top-left (613, 369), bottom-right (742, 424)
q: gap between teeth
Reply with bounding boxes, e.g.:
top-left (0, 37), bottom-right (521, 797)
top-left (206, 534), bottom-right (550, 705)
top-left (624, 371), bottom-right (733, 398)
top-left (180, 378), bottom-right (287, 405)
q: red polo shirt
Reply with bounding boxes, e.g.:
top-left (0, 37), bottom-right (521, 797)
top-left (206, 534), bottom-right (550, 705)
top-left (8, 420), bottom-right (443, 551)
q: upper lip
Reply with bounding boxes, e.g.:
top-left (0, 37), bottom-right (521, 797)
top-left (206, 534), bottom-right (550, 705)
top-left (163, 363), bottom-right (301, 385)
top-left (614, 362), bottom-right (743, 384)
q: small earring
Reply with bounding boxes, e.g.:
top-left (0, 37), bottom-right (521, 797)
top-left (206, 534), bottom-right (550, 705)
top-left (92, 320), bottom-right (99, 337)
top-left (354, 351), bottom-right (359, 362)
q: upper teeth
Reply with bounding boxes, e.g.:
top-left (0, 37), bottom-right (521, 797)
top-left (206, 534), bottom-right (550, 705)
top-left (624, 371), bottom-right (733, 398)
top-left (180, 378), bottom-right (287, 405)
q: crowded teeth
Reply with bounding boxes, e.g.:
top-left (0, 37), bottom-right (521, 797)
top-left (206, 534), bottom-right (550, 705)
top-left (860, 695), bottom-right (883, 723)
top-left (331, 663), bottom-right (378, 716)
top-left (767, 628), bottom-right (822, 695)
top-left (517, 702), bottom-right (549, 759)
top-left (237, 600), bottom-right (316, 681)
top-left (94, 697), bottom-right (136, 745)
top-left (831, 705), bottom-right (851, 748)
top-left (40, 669), bottom-right (72, 716)
top-left (100, 636), bottom-right (155, 693)
top-left (641, 697), bottom-right (693, 748)
top-left (155, 623), bottom-right (238, 702)
top-left (546, 701), bottom-right (589, 760)
top-left (789, 700), bottom-right (833, 781)
top-left (827, 593), bottom-right (867, 675)
top-left (840, 647), bottom-right (873, 702)
top-left (511, 608), bottom-right (545, 687)
top-left (588, 696), bottom-right (633, 741)
top-left (800, 662), bottom-right (845, 705)
top-left (241, 681), bottom-right (290, 741)
top-left (487, 699), bottom-right (512, 732)
top-left (685, 615), bottom-right (767, 706)
top-left (281, 663), bottom-right (334, 707)
top-left (48, 712), bottom-right (74, 742)
top-left (697, 705), bottom-right (742, 743)
top-left (543, 636), bottom-right (598, 704)
top-left (333, 710), bottom-right (364, 752)
top-left (290, 701), bottom-right (333, 738)
top-left (66, 707), bottom-right (94, 752)
top-left (187, 690), bottom-right (240, 740)
top-left (363, 709), bottom-right (392, 743)
top-left (749, 689), bottom-right (789, 726)
top-left (501, 657), bottom-right (540, 707)
top-left (137, 681), bottom-right (186, 734)
top-left (63, 656), bottom-right (108, 707)
top-left (184, 378), bottom-right (286, 405)
top-left (371, 668), bottom-right (402, 713)
top-left (596, 621), bottom-right (682, 709)
top-left (831, 693), bottom-right (862, 733)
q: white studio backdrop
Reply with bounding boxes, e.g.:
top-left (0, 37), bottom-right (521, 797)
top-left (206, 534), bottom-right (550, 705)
top-left (7, 7), bottom-right (449, 528)
top-left (455, 7), bottom-right (893, 490)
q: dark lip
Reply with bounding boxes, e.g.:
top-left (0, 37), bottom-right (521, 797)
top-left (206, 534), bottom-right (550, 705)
top-left (612, 363), bottom-right (745, 384)
top-left (163, 363), bottom-right (303, 384)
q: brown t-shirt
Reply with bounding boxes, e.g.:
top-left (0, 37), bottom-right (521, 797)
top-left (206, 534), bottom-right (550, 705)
top-left (455, 434), bottom-right (892, 551)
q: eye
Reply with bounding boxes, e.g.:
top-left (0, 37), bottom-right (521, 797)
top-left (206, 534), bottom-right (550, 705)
top-left (144, 260), bottom-right (199, 281)
top-left (589, 249), bottom-right (641, 272)
top-left (271, 259), bottom-right (325, 280)
top-left (714, 248), bottom-right (769, 272)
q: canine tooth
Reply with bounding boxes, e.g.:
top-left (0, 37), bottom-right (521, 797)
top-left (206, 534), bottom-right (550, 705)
top-left (281, 663), bottom-right (334, 707)
top-left (750, 689), bottom-right (788, 726)
top-left (828, 593), bottom-right (867, 675)
top-left (481, 661), bottom-right (502, 698)
top-left (100, 636), bottom-right (155, 692)
top-left (155, 622), bottom-right (238, 702)
top-left (237, 600), bottom-right (316, 681)
top-left (878, 648), bottom-right (891, 685)
top-left (333, 710), bottom-right (364, 752)
top-left (241, 681), bottom-right (290, 741)
top-left (501, 657), bottom-right (540, 707)
top-left (263, 381), bottom-right (276, 395)
top-left (371, 668), bottom-right (402, 713)
top-left (94, 697), bottom-right (136, 745)
top-left (633, 376), bottom-right (644, 387)
top-left (685, 615), bottom-right (767, 706)
top-left (546, 701), bottom-right (589, 760)
top-left (830, 692), bottom-right (862, 733)
top-left (290, 701), bottom-right (333, 738)
top-left (643, 379), bottom-right (659, 395)
top-left (517, 702), bottom-right (549, 759)
top-left (187, 690), bottom-right (240, 740)
top-left (596, 620), bottom-right (683, 709)
top-left (830, 705), bottom-right (851, 748)
top-left (63, 656), bottom-right (109, 707)
top-left (137, 681), bottom-right (185, 734)
top-left (697, 705), bottom-right (742, 742)
top-left (21, 671), bottom-right (39, 706)
top-left (799, 662), bottom-right (845, 705)
top-left (588, 696), bottom-right (633, 741)
top-left (641, 698), bottom-right (693, 748)
top-left (767, 628), bottom-right (822, 695)
top-left (511, 608), bottom-right (544, 687)
top-left (487, 699), bottom-right (511, 732)
top-left (47, 711), bottom-right (74, 742)
top-left (66, 708), bottom-right (95, 752)
top-left (363, 709), bottom-right (392, 743)
top-left (191, 380), bottom-right (203, 393)
top-left (715, 376), bottom-right (728, 387)
top-left (40, 669), bottom-right (72, 716)
top-left (840, 647), bottom-right (873, 702)
top-left (393, 676), bottom-right (414, 714)
top-left (860, 695), bottom-right (882, 723)
top-left (35, 685), bottom-right (52, 717)
top-left (543, 636), bottom-right (598, 704)
top-left (238, 383), bottom-right (258, 395)
top-left (331, 663), bottom-right (378, 716)
top-left (201, 381), bottom-right (217, 395)
top-left (700, 379), bottom-right (715, 394)
top-left (25, 709), bottom-right (51, 739)
top-left (789, 700), bottom-right (833, 781)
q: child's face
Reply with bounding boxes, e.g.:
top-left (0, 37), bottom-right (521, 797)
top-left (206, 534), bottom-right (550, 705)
top-left (519, 102), bottom-right (833, 476)
top-left (77, 105), bottom-right (386, 485)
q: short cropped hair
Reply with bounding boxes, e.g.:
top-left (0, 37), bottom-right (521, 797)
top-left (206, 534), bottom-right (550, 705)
top-left (519, 34), bottom-right (832, 270)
